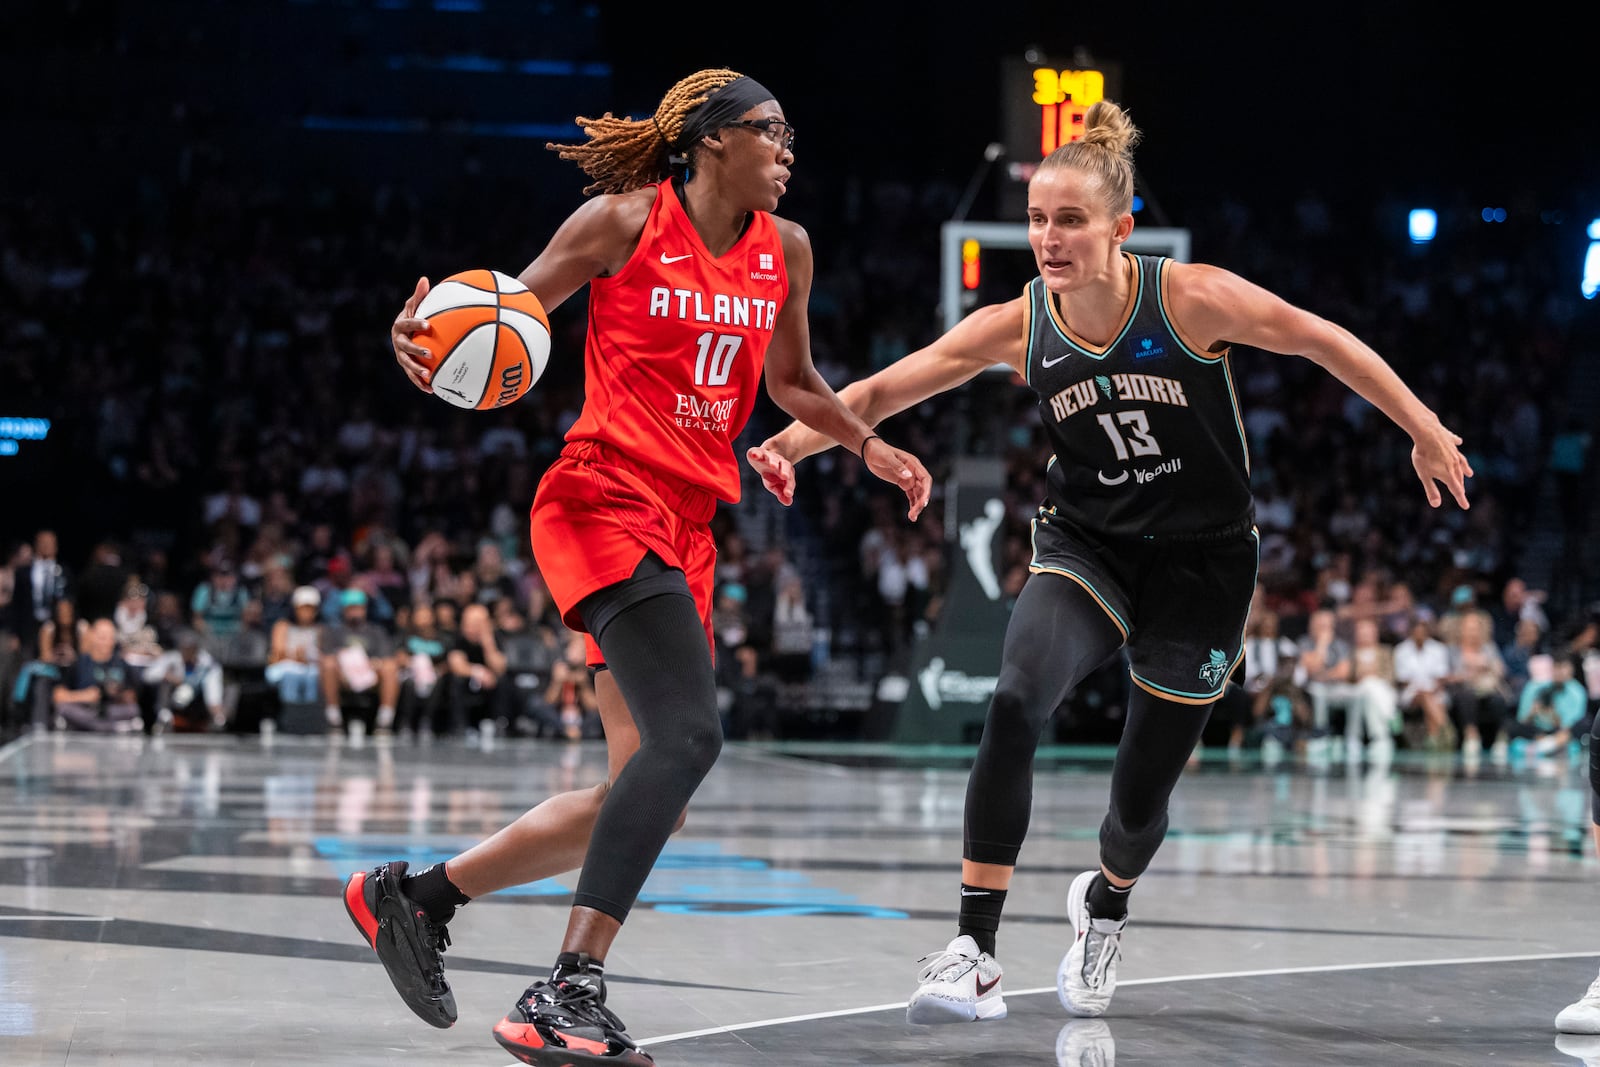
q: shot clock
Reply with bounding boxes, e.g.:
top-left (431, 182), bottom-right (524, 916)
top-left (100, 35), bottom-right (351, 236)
top-left (998, 54), bottom-right (1123, 218)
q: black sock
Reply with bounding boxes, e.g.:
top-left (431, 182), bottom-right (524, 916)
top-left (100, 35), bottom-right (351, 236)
top-left (552, 951), bottom-right (605, 984)
top-left (957, 884), bottom-right (1007, 957)
top-left (1085, 872), bottom-right (1133, 920)
top-left (400, 863), bottom-right (471, 924)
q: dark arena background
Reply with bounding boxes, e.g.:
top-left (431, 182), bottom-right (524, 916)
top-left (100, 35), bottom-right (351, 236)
top-left (3, 3), bottom-right (1600, 1065)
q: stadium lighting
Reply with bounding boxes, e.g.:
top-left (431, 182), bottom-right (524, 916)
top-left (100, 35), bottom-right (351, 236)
top-left (1408, 209), bottom-right (1437, 244)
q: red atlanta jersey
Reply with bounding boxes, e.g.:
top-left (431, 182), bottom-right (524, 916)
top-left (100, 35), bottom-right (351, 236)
top-left (563, 180), bottom-right (789, 503)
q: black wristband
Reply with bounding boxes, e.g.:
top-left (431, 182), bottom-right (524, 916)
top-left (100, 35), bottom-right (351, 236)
top-left (859, 434), bottom-right (882, 462)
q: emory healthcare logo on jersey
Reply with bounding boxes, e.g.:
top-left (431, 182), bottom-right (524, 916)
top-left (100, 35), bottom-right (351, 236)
top-left (748, 252), bottom-right (779, 283)
top-left (1198, 649), bottom-right (1230, 688)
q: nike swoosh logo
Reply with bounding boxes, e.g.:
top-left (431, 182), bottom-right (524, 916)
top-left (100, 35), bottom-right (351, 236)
top-left (660, 252), bottom-right (694, 264)
top-left (975, 974), bottom-right (1001, 996)
top-left (960, 889), bottom-right (991, 897)
top-left (1040, 352), bottom-right (1071, 368)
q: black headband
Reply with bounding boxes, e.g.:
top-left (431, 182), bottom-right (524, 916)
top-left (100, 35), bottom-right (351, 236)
top-left (671, 76), bottom-right (778, 158)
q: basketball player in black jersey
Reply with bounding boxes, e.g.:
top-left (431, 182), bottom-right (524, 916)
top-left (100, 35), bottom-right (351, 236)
top-left (750, 98), bottom-right (1472, 1028)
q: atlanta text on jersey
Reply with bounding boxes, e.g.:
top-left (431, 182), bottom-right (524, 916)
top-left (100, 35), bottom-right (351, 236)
top-left (647, 287), bottom-right (779, 331)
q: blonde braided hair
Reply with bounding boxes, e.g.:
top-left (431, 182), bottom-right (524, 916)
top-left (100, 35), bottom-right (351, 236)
top-left (546, 68), bottom-right (745, 196)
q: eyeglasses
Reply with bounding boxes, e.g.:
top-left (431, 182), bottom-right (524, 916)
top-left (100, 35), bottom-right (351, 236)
top-left (726, 118), bottom-right (796, 151)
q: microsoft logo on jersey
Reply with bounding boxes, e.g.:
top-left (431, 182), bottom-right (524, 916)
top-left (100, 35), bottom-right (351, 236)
top-left (749, 252), bottom-right (779, 282)
top-left (1133, 336), bottom-right (1167, 361)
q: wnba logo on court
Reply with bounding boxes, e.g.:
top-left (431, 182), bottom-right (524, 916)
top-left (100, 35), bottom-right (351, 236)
top-left (748, 251), bottom-right (779, 282)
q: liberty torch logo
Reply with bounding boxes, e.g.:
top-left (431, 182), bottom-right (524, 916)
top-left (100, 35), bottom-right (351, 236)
top-left (1198, 649), bottom-right (1230, 688)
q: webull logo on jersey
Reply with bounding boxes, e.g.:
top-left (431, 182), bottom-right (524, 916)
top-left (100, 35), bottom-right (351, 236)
top-left (918, 657), bottom-right (1000, 710)
top-left (674, 394), bottom-right (736, 433)
top-left (1046, 372), bottom-right (1190, 422)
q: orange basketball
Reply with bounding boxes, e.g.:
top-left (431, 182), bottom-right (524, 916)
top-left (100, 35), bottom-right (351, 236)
top-left (413, 269), bottom-right (551, 411)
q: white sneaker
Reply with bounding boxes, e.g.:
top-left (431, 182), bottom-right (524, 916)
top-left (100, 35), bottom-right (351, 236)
top-left (1463, 733), bottom-right (1483, 761)
top-left (1489, 736), bottom-right (1509, 764)
top-left (1056, 1018), bottom-right (1116, 1066)
top-left (1557, 971), bottom-right (1600, 1033)
top-left (906, 934), bottom-right (1006, 1025)
top-left (1058, 870), bottom-right (1127, 1017)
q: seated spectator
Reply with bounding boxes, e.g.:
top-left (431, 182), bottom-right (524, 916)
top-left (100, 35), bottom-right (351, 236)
top-left (1394, 614), bottom-right (1455, 751)
top-left (266, 586), bottom-right (323, 707)
top-left (448, 602), bottom-right (507, 736)
top-left (1345, 618), bottom-right (1400, 763)
top-left (1295, 607), bottom-right (1357, 737)
top-left (149, 590), bottom-right (187, 648)
top-left (1501, 616), bottom-right (1546, 696)
top-left (112, 581), bottom-right (164, 670)
top-left (1444, 610), bottom-right (1512, 759)
top-left (144, 629), bottom-right (225, 732)
top-left (398, 600), bottom-right (451, 735)
top-left (1503, 653), bottom-right (1588, 758)
top-left (52, 618), bottom-right (141, 732)
top-left (770, 572), bottom-right (815, 683)
top-left (492, 597), bottom-right (559, 736)
top-left (190, 560), bottom-right (249, 638)
top-left (541, 630), bottom-right (599, 741)
top-left (1240, 608), bottom-right (1301, 750)
top-left (320, 588), bottom-right (398, 733)
top-left (256, 564), bottom-right (298, 628)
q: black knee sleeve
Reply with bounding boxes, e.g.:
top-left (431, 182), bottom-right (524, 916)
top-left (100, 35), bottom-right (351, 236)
top-left (570, 578), bottom-right (721, 924)
top-left (962, 575), bottom-right (1125, 868)
top-left (964, 675), bottom-right (1054, 867)
top-left (1098, 686), bottom-right (1211, 880)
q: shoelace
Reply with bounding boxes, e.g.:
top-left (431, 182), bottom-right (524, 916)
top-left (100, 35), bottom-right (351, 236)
top-left (1583, 974), bottom-right (1600, 1004)
top-left (420, 918), bottom-right (451, 987)
top-left (529, 979), bottom-right (631, 1037)
top-left (916, 947), bottom-right (979, 985)
top-left (1080, 919), bottom-right (1124, 988)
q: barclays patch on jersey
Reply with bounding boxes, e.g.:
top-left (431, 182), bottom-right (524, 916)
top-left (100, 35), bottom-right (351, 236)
top-left (1132, 336), bottom-right (1168, 361)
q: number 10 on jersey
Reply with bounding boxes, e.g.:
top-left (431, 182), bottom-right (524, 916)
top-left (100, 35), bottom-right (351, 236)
top-left (693, 332), bottom-right (742, 386)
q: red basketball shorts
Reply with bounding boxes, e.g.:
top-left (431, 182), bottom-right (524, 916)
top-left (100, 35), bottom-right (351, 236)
top-left (529, 440), bottom-right (719, 667)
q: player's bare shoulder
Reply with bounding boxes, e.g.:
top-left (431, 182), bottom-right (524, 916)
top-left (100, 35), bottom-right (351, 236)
top-left (564, 186), bottom-right (658, 276)
top-left (1160, 260), bottom-right (1253, 351)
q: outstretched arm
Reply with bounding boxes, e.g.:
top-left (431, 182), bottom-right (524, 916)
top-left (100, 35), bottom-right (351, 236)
top-left (758, 297), bottom-right (1027, 467)
top-left (761, 219), bottom-right (933, 519)
top-left (1168, 262), bottom-right (1473, 510)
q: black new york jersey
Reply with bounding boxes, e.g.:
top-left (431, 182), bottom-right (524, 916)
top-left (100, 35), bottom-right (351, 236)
top-left (1026, 252), bottom-right (1252, 538)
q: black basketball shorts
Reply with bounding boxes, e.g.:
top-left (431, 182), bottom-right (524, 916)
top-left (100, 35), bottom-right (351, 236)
top-left (1027, 509), bottom-right (1259, 704)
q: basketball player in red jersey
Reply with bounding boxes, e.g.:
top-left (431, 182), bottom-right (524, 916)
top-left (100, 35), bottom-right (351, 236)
top-left (340, 69), bottom-right (931, 1066)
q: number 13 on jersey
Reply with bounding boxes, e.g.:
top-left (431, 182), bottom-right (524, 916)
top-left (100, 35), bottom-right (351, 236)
top-left (693, 331), bottom-right (743, 386)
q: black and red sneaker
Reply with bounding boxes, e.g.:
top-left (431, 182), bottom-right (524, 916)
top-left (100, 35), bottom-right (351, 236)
top-left (493, 963), bottom-right (653, 1066)
top-left (342, 860), bottom-right (458, 1029)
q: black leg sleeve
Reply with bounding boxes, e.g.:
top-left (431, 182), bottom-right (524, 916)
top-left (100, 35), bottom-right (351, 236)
top-left (1099, 684), bottom-right (1214, 880)
top-left (963, 574), bottom-right (1125, 867)
top-left (570, 588), bottom-right (722, 924)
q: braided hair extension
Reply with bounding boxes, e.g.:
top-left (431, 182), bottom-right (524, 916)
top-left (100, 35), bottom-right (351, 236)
top-left (546, 68), bottom-right (744, 196)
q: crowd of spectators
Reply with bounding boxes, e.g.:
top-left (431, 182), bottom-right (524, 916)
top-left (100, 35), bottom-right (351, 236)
top-left (1, 132), bottom-right (1595, 751)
